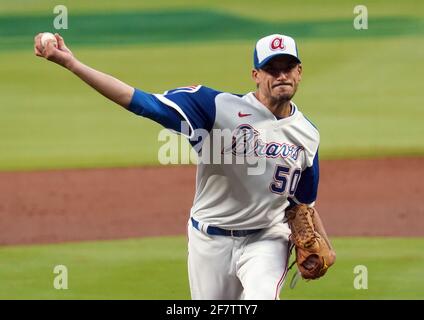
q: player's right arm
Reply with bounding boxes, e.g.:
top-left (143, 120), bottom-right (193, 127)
top-left (34, 33), bottom-right (134, 108)
top-left (34, 33), bottom-right (218, 141)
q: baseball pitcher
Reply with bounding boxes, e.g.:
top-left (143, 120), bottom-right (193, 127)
top-left (34, 32), bottom-right (335, 299)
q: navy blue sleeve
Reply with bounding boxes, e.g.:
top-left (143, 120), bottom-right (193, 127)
top-left (294, 151), bottom-right (320, 204)
top-left (127, 85), bottom-right (219, 136)
top-left (128, 89), bottom-right (185, 132)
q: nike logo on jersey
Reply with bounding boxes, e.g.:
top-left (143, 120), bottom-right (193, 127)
top-left (238, 112), bottom-right (252, 118)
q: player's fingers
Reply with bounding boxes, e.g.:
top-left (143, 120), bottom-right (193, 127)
top-left (34, 35), bottom-right (44, 57)
top-left (54, 33), bottom-right (64, 48)
top-left (34, 44), bottom-right (43, 57)
top-left (44, 40), bottom-right (58, 60)
top-left (34, 33), bottom-right (44, 53)
top-left (48, 39), bottom-right (58, 48)
top-left (55, 33), bottom-right (68, 51)
top-left (34, 33), bottom-right (42, 42)
top-left (55, 33), bottom-right (72, 55)
top-left (55, 33), bottom-right (63, 42)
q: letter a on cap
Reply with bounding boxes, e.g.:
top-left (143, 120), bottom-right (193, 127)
top-left (270, 37), bottom-right (285, 50)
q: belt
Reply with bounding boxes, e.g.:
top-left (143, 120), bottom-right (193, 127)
top-left (191, 217), bottom-right (262, 237)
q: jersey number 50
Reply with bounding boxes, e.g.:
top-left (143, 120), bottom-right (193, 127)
top-left (269, 165), bottom-right (301, 196)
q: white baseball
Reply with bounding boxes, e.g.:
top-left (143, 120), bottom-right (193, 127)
top-left (41, 32), bottom-right (58, 49)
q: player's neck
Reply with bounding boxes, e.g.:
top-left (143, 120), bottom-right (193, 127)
top-left (253, 91), bottom-right (292, 119)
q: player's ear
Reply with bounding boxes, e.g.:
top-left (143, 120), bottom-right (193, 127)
top-left (297, 64), bottom-right (303, 80)
top-left (252, 68), bottom-right (260, 86)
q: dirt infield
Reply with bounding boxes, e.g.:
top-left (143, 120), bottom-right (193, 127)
top-left (0, 157), bottom-right (423, 245)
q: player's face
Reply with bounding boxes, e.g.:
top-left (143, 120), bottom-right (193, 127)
top-left (252, 55), bottom-right (302, 103)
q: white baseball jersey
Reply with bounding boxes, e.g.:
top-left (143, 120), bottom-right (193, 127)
top-left (129, 85), bottom-right (319, 230)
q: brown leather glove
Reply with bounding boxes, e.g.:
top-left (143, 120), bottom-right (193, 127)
top-left (286, 204), bottom-right (336, 280)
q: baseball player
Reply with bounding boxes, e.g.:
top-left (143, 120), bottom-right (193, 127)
top-left (34, 33), bottom-right (325, 299)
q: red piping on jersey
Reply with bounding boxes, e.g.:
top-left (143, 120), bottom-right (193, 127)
top-left (274, 240), bottom-right (293, 300)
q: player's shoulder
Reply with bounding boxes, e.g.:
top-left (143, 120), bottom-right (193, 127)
top-left (295, 108), bottom-right (319, 132)
top-left (162, 85), bottom-right (245, 108)
top-left (163, 85), bottom-right (221, 96)
top-left (294, 105), bottom-right (320, 142)
top-left (164, 85), bottom-right (243, 98)
top-left (302, 114), bottom-right (319, 134)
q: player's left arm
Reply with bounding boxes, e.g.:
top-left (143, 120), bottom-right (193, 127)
top-left (291, 150), bottom-right (319, 207)
top-left (290, 149), bottom-right (336, 258)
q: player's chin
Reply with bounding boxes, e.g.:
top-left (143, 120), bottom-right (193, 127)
top-left (273, 91), bottom-right (294, 103)
top-left (273, 86), bottom-right (293, 97)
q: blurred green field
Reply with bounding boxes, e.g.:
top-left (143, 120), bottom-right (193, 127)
top-left (0, 0), bottom-right (423, 170)
top-left (0, 236), bottom-right (422, 299)
top-left (1, 0), bottom-right (422, 20)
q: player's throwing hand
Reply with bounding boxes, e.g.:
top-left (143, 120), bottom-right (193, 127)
top-left (34, 33), bottom-right (74, 68)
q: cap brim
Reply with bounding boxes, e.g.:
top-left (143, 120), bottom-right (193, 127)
top-left (256, 53), bottom-right (301, 69)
